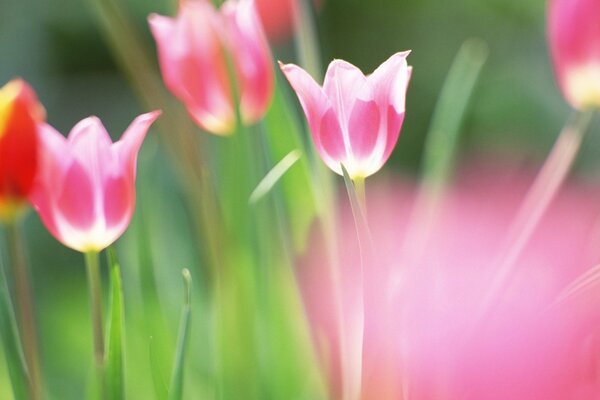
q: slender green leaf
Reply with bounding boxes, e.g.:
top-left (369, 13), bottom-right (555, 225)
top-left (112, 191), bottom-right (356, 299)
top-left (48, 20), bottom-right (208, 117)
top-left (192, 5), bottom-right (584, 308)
top-left (250, 150), bottom-right (302, 204)
top-left (0, 258), bottom-right (29, 400)
top-left (105, 248), bottom-right (125, 400)
top-left (149, 337), bottom-right (168, 400)
top-left (422, 38), bottom-right (489, 190)
top-left (263, 83), bottom-right (318, 252)
top-left (169, 269), bottom-right (192, 400)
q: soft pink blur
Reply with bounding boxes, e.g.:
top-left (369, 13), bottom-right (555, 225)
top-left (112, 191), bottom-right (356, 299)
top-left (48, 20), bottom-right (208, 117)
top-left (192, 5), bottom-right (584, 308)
top-left (280, 53), bottom-right (411, 179)
top-left (548, 0), bottom-right (600, 109)
top-left (149, 0), bottom-right (274, 135)
top-left (30, 112), bottom-right (160, 253)
top-left (299, 165), bottom-right (600, 399)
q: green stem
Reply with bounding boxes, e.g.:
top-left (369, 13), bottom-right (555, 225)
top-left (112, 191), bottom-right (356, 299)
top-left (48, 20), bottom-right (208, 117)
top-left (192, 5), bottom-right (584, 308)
top-left (6, 221), bottom-right (42, 400)
top-left (84, 250), bottom-right (105, 396)
top-left (352, 176), bottom-right (366, 216)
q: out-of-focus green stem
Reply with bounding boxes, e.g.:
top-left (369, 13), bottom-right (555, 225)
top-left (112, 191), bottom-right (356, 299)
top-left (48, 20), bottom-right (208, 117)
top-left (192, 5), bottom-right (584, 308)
top-left (0, 248), bottom-right (30, 400)
top-left (422, 39), bottom-right (489, 195)
top-left (6, 220), bottom-right (42, 400)
top-left (84, 250), bottom-right (105, 397)
top-left (352, 176), bottom-right (366, 216)
top-left (293, 0), bottom-right (323, 81)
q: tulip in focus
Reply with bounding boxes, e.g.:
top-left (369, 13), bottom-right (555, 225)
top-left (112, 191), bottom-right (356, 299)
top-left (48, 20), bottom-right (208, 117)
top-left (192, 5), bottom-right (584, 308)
top-left (149, 0), bottom-right (274, 135)
top-left (30, 111), bottom-right (160, 252)
top-left (300, 166), bottom-right (600, 399)
top-left (280, 53), bottom-right (411, 179)
top-left (548, 0), bottom-right (600, 109)
top-left (0, 79), bottom-right (45, 221)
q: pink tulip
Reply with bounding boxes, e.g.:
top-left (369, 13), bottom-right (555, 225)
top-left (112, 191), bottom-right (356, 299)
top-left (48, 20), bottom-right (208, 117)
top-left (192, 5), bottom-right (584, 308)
top-left (29, 112), bottom-right (160, 253)
top-left (280, 53), bottom-right (411, 179)
top-left (149, 0), bottom-right (274, 135)
top-left (548, 0), bottom-right (600, 109)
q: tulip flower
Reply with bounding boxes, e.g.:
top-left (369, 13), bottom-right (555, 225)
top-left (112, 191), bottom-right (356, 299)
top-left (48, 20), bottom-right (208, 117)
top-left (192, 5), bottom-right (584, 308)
top-left (280, 52), bottom-right (411, 180)
top-left (30, 111), bottom-right (160, 252)
top-left (149, 0), bottom-right (274, 135)
top-left (0, 79), bottom-right (45, 221)
top-left (548, 0), bottom-right (600, 109)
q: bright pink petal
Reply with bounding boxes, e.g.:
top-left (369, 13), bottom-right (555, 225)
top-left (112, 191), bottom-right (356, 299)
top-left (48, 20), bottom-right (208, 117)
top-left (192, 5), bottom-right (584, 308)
top-left (57, 160), bottom-right (96, 232)
top-left (103, 174), bottom-right (133, 230)
top-left (66, 116), bottom-right (115, 182)
top-left (382, 108), bottom-right (405, 163)
top-left (323, 60), bottom-right (369, 125)
top-left (114, 111), bottom-right (161, 176)
top-left (368, 51), bottom-right (411, 114)
top-left (29, 123), bottom-right (69, 241)
top-left (149, 2), bottom-right (234, 134)
top-left (347, 99), bottom-right (380, 163)
top-left (222, 0), bottom-right (274, 123)
top-left (319, 108), bottom-right (346, 174)
top-left (279, 62), bottom-right (331, 137)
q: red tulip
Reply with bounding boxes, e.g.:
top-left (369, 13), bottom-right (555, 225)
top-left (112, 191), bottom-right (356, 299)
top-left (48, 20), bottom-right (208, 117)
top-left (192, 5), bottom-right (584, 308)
top-left (0, 79), bottom-right (45, 221)
top-left (548, 0), bottom-right (600, 109)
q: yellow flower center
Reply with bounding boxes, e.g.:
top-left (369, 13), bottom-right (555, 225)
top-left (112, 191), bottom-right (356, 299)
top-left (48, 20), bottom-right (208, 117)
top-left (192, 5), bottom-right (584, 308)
top-left (565, 62), bottom-right (600, 110)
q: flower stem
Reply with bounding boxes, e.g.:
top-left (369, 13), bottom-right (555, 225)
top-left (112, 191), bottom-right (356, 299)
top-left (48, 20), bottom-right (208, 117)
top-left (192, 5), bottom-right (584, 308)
top-left (353, 176), bottom-right (367, 216)
top-left (84, 250), bottom-right (105, 395)
top-left (6, 220), bottom-right (42, 400)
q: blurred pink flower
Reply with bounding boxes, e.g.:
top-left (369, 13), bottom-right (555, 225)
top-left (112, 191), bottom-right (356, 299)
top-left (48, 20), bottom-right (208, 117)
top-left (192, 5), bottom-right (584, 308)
top-left (30, 112), bottom-right (160, 253)
top-left (548, 0), bottom-right (600, 109)
top-left (280, 53), bottom-right (411, 179)
top-left (255, 0), bottom-right (322, 44)
top-left (149, 0), bottom-right (274, 135)
top-left (300, 165), bottom-right (600, 399)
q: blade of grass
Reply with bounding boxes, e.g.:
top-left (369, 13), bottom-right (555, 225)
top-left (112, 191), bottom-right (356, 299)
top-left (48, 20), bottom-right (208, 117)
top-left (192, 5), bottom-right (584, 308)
top-left (0, 257), bottom-right (29, 400)
top-left (263, 83), bottom-right (319, 252)
top-left (249, 150), bottom-right (302, 204)
top-left (149, 336), bottom-right (168, 400)
top-left (169, 269), bottom-right (192, 400)
top-left (421, 38), bottom-right (489, 191)
top-left (105, 248), bottom-right (125, 400)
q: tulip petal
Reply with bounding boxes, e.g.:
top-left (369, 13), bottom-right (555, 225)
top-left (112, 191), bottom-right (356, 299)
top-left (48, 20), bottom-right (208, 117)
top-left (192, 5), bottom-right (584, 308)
top-left (279, 62), bottom-right (331, 139)
top-left (150, 3), bottom-right (234, 134)
top-left (67, 117), bottom-right (115, 181)
top-left (347, 99), bottom-right (380, 163)
top-left (319, 108), bottom-right (346, 174)
top-left (222, 0), bottom-right (274, 123)
top-left (115, 111), bottom-right (161, 176)
top-left (29, 124), bottom-right (69, 240)
top-left (103, 174), bottom-right (133, 230)
top-left (323, 60), bottom-right (369, 125)
top-left (57, 160), bottom-right (96, 232)
top-left (382, 107), bottom-right (405, 163)
top-left (368, 51), bottom-right (411, 114)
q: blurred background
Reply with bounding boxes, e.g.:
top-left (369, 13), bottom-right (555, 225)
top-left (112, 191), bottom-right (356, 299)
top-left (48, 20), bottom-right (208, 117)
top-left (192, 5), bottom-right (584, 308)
top-left (1, 0), bottom-right (600, 398)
